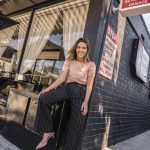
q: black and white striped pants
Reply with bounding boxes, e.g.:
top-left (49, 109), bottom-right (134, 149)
top-left (34, 82), bottom-right (86, 150)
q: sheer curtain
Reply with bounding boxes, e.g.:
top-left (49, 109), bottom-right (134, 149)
top-left (0, 26), bottom-right (16, 57)
top-left (0, 13), bottom-right (31, 74)
top-left (19, 11), bottom-right (60, 74)
top-left (18, 0), bottom-right (89, 74)
top-left (63, 0), bottom-right (89, 56)
top-left (11, 12), bottom-right (31, 60)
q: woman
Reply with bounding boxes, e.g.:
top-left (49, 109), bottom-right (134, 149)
top-left (35, 37), bottom-right (96, 150)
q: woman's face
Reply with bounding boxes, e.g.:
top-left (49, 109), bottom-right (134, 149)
top-left (76, 42), bottom-right (88, 61)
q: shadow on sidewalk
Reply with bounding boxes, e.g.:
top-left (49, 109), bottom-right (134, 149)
top-left (0, 119), bottom-right (56, 150)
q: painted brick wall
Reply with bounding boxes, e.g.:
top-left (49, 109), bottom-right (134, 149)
top-left (81, 2), bottom-right (150, 150)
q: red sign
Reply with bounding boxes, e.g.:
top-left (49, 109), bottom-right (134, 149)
top-left (122, 0), bottom-right (150, 9)
top-left (120, 0), bottom-right (150, 16)
top-left (98, 25), bottom-right (118, 80)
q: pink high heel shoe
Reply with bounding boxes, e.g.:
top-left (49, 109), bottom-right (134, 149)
top-left (36, 133), bottom-right (54, 149)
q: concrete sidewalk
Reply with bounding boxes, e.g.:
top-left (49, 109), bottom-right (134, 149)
top-left (1, 127), bottom-right (150, 150)
top-left (109, 130), bottom-right (150, 150)
top-left (0, 135), bottom-right (20, 150)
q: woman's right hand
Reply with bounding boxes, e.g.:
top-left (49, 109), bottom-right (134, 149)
top-left (39, 87), bottom-right (50, 96)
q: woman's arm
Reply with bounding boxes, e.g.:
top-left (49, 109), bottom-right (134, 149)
top-left (84, 75), bottom-right (95, 103)
top-left (81, 75), bottom-right (95, 115)
top-left (40, 71), bottom-right (68, 94)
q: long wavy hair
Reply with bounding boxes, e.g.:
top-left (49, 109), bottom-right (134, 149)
top-left (67, 37), bottom-right (90, 62)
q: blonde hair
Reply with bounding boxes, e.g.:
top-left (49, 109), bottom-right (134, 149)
top-left (67, 37), bottom-right (90, 62)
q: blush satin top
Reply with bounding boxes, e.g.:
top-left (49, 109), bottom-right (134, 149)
top-left (62, 60), bottom-right (96, 85)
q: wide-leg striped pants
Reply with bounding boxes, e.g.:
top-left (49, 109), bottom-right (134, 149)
top-left (34, 82), bottom-right (86, 150)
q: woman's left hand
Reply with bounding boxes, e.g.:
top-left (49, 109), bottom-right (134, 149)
top-left (81, 101), bottom-right (88, 116)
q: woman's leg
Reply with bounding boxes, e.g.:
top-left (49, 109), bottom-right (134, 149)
top-left (64, 84), bottom-right (86, 150)
top-left (34, 85), bottom-right (69, 149)
top-left (34, 85), bottom-right (69, 134)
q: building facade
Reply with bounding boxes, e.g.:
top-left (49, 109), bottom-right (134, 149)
top-left (0, 0), bottom-right (150, 150)
top-left (81, 0), bottom-right (150, 150)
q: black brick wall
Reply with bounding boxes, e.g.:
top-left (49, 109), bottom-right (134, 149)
top-left (82, 1), bottom-right (150, 150)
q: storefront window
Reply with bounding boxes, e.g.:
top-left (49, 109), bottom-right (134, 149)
top-left (32, 60), bottom-right (63, 90)
top-left (0, 12), bottom-right (31, 78)
top-left (20, 0), bottom-right (90, 87)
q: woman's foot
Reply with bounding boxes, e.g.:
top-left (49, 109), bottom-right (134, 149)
top-left (36, 132), bottom-right (54, 149)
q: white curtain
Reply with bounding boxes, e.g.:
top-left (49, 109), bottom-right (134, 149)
top-left (63, 0), bottom-right (89, 56)
top-left (19, 11), bottom-right (60, 74)
top-left (0, 13), bottom-right (31, 58)
top-left (18, 0), bottom-right (89, 74)
top-left (0, 26), bottom-right (16, 57)
top-left (0, 13), bottom-right (31, 74)
top-left (11, 13), bottom-right (31, 59)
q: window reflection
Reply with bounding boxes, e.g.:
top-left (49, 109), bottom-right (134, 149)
top-left (31, 60), bottom-right (61, 88)
top-left (0, 12), bottom-right (31, 78)
top-left (28, 21), bottom-right (64, 89)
